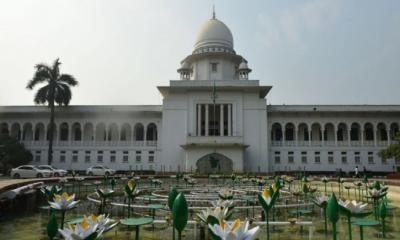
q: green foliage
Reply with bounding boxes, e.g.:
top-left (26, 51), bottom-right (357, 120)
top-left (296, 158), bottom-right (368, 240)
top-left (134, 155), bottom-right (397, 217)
top-left (47, 212), bottom-right (58, 240)
top-left (172, 193), bottom-right (188, 233)
top-left (378, 132), bottom-right (400, 160)
top-left (26, 58), bottom-right (78, 165)
top-left (0, 135), bottom-right (32, 174)
top-left (326, 194), bottom-right (339, 224)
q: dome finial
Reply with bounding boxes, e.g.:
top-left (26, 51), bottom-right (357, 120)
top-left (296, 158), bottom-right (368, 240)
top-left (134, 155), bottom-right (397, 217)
top-left (212, 5), bottom-right (216, 19)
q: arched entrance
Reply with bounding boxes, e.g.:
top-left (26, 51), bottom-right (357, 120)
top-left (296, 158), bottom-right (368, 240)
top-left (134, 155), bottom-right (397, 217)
top-left (196, 153), bottom-right (233, 174)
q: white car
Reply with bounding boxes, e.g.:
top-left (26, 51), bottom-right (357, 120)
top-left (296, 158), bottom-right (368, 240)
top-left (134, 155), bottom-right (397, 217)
top-left (11, 165), bottom-right (52, 179)
top-left (86, 165), bottom-right (116, 176)
top-left (37, 165), bottom-right (68, 177)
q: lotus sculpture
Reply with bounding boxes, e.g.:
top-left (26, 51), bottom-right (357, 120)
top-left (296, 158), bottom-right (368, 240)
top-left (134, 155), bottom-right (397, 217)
top-left (49, 192), bottom-right (80, 229)
top-left (258, 185), bottom-right (280, 240)
top-left (339, 200), bottom-right (369, 240)
top-left (219, 188), bottom-right (234, 200)
top-left (59, 216), bottom-right (103, 240)
top-left (208, 219), bottom-right (260, 240)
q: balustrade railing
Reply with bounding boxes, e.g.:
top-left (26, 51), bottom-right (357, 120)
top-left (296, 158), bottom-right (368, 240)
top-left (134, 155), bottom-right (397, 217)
top-left (269, 139), bottom-right (389, 147)
top-left (20, 140), bottom-right (157, 147)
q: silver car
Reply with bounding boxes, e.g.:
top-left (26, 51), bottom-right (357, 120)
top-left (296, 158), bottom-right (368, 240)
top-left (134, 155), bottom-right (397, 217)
top-left (86, 165), bottom-right (116, 176)
top-left (11, 165), bottom-right (52, 179)
top-left (37, 165), bottom-right (68, 177)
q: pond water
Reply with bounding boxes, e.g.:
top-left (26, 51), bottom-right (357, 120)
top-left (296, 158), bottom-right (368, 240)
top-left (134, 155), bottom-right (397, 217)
top-left (0, 177), bottom-right (398, 240)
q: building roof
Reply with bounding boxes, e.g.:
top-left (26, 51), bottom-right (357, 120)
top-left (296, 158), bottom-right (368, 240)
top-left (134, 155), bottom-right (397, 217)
top-left (268, 105), bottom-right (400, 113)
top-left (0, 105), bottom-right (162, 114)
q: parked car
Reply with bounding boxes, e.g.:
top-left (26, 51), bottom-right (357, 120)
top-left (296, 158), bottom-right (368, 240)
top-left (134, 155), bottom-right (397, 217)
top-left (37, 165), bottom-right (67, 177)
top-left (86, 165), bottom-right (116, 176)
top-left (11, 165), bottom-right (52, 179)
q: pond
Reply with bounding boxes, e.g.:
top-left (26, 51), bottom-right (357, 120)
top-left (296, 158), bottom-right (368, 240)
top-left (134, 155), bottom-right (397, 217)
top-left (0, 176), bottom-right (398, 240)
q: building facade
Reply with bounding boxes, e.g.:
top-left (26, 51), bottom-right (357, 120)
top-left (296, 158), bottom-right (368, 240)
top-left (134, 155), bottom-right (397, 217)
top-left (1, 14), bottom-right (399, 174)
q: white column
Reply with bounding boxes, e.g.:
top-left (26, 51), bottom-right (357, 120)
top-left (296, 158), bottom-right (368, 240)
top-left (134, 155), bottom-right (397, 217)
top-left (220, 104), bottom-right (224, 136)
top-left (308, 130), bottom-right (312, 146)
top-left (228, 105), bottom-right (232, 136)
top-left (205, 104), bottom-right (209, 136)
top-left (321, 129), bottom-right (325, 146)
top-left (361, 127), bottom-right (364, 146)
top-left (374, 126), bottom-right (377, 147)
top-left (334, 126), bottom-right (338, 146)
top-left (387, 127), bottom-right (391, 145)
top-left (197, 104), bottom-right (201, 136)
top-left (282, 130), bottom-right (285, 145)
top-left (348, 130), bottom-right (351, 146)
top-left (294, 127), bottom-right (298, 146)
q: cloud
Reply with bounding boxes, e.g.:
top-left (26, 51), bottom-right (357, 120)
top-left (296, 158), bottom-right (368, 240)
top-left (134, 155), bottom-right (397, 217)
top-left (256, 0), bottom-right (343, 48)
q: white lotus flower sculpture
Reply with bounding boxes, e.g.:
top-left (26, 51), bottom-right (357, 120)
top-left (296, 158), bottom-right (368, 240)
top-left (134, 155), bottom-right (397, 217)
top-left (209, 219), bottom-right (260, 240)
top-left (219, 188), bottom-right (233, 200)
top-left (87, 214), bottom-right (118, 232)
top-left (198, 206), bottom-right (229, 223)
top-left (339, 199), bottom-right (368, 214)
top-left (369, 188), bottom-right (387, 199)
top-left (49, 192), bottom-right (79, 210)
top-left (313, 195), bottom-right (329, 207)
top-left (59, 217), bottom-right (102, 240)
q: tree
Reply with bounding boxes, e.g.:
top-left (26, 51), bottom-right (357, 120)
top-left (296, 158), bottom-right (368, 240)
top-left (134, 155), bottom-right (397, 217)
top-left (26, 58), bottom-right (78, 165)
top-left (0, 135), bottom-right (32, 174)
top-left (378, 132), bottom-right (400, 161)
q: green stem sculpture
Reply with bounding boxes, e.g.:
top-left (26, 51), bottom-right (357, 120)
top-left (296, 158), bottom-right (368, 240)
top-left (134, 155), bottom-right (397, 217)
top-left (379, 201), bottom-right (387, 238)
top-left (60, 209), bottom-right (66, 230)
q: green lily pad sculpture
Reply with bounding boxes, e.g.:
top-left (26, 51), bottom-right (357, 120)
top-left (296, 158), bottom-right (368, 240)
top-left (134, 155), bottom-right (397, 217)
top-left (258, 184), bottom-right (280, 240)
top-left (326, 194), bottom-right (339, 240)
top-left (172, 193), bottom-right (188, 240)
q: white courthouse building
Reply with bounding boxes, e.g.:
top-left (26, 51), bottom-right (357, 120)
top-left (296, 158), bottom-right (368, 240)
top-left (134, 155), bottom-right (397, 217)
top-left (1, 14), bottom-right (399, 174)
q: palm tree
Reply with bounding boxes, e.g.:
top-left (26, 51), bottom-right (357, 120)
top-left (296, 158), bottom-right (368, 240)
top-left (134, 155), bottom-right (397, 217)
top-left (27, 58), bottom-right (78, 165)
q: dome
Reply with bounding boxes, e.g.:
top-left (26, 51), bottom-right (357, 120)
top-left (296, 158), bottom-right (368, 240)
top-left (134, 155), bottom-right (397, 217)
top-left (194, 17), bottom-right (234, 52)
top-left (238, 61), bottom-right (249, 70)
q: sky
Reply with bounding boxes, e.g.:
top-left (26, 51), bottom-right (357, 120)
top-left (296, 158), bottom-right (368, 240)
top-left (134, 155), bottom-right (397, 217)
top-left (0, 0), bottom-right (399, 106)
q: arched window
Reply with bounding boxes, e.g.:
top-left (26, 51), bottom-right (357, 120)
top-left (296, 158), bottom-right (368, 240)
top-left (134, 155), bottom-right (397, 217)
top-left (377, 123), bottom-right (387, 141)
top-left (22, 123), bottom-right (33, 141)
top-left (271, 123), bottom-right (282, 141)
top-left (297, 123), bottom-right (308, 141)
top-left (11, 123), bottom-right (21, 140)
top-left (134, 123), bottom-right (144, 141)
top-left (95, 123), bottom-right (106, 141)
top-left (337, 123), bottom-right (348, 141)
top-left (34, 123), bottom-right (45, 141)
top-left (285, 123), bottom-right (295, 141)
top-left (108, 124), bottom-right (119, 141)
top-left (83, 123), bottom-right (94, 141)
top-left (350, 123), bottom-right (361, 141)
top-left (60, 123), bottom-right (69, 141)
top-left (0, 123), bottom-right (9, 136)
top-left (324, 123), bottom-right (335, 141)
top-left (120, 123), bottom-right (132, 141)
top-left (311, 123), bottom-right (322, 141)
top-left (364, 123), bottom-right (374, 141)
top-left (146, 123), bottom-right (158, 141)
top-left (72, 123), bottom-right (82, 141)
